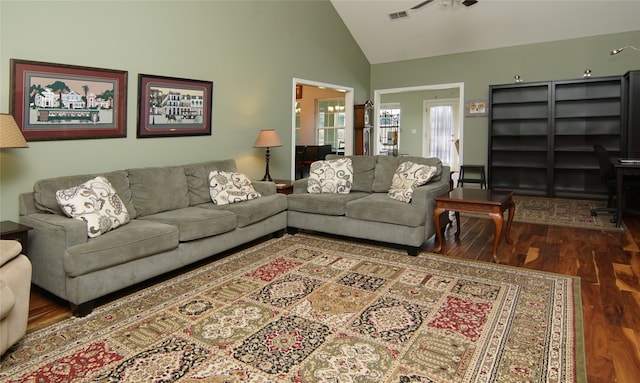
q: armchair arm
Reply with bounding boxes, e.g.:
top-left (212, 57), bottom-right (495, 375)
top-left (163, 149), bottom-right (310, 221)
top-left (0, 281), bottom-right (15, 319)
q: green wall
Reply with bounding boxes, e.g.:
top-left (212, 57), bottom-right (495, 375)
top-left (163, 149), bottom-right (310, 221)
top-left (372, 30), bottom-right (640, 166)
top-left (2, 0), bottom-right (639, 222)
top-left (0, 0), bottom-right (370, 221)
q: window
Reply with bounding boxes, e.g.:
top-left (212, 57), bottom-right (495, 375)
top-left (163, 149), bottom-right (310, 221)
top-left (378, 104), bottom-right (401, 155)
top-left (316, 98), bottom-right (345, 150)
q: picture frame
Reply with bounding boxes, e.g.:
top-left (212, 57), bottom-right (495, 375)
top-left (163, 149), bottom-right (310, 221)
top-left (137, 74), bottom-right (213, 138)
top-left (465, 99), bottom-right (488, 117)
top-left (10, 59), bottom-right (127, 141)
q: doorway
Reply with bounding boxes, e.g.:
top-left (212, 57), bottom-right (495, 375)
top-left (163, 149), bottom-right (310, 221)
top-left (291, 78), bottom-right (354, 180)
top-left (373, 83), bottom-right (464, 162)
top-left (424, 98), bottom-right (460, 172)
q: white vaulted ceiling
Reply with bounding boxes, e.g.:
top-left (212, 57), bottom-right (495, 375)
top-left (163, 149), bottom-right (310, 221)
top-left (330, 0), bottom-right (640, 64)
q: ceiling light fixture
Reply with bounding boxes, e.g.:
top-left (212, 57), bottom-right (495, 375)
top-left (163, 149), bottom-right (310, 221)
top-left (438, 0), bottom-right (478, 7)
top-left (408, 0), bottom-right (477, 12)
top-left (610, 46), bottom-right (640, 55)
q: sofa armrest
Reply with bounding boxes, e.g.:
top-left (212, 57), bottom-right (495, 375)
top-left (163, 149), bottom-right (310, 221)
top-left (411, 181), bottom-right (449, 204)
top-left (19, 213), bottom-right (87, 297)
top-left (292, 178), bottom-right (309, 194)
top-left (252, 181), bottom-right (277, 196)
top-left (20, 213), bottom-right (88, 250)
top-left (410, 166), bottom-right (451, 207)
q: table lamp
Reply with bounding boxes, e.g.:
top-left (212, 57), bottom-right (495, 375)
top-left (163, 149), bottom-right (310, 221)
top-left (0, 114), bottom-right (28, 148)
top-left (253, 129), bottom-right (282, 182)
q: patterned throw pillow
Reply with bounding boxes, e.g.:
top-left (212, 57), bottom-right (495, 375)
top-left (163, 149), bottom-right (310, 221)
top-left (307, 158), bottom-right (353, 194)
top-left (56, 176), bottom-right (130, 238)
top-left (209, 171), bottom-right (261, 205)
top-left (388, 161), bottom-right (438, 203)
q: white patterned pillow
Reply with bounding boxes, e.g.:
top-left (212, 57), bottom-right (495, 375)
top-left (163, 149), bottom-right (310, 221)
top-left (56, 176), bottom-right (130, 238)
top-left (209, 171), bottom-right (261, 205)
top-left (307, 158), bottom-right (353, 194)
top-left (388, 161), bottom-right (438, 203)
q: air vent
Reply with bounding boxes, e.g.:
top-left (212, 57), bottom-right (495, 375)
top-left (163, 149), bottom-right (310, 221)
top-left (389, 11), bottom-right (408, 20)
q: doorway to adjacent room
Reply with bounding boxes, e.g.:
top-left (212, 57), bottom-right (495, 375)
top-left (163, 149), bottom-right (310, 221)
top-left (291, 78), bottom-right (354, 180)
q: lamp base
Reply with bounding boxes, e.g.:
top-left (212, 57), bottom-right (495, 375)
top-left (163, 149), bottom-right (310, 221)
top-left (261, 147), bottom-right (275, 183)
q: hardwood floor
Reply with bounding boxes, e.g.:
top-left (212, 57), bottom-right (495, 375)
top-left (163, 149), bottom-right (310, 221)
top-left (27, 214), bottom-right (640, 383)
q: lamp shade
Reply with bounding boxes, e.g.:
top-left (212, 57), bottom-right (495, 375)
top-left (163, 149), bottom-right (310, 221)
top-left (253, 129), bottom-right (283, 148)
top-left (0, 114), bottom-right (28, 148)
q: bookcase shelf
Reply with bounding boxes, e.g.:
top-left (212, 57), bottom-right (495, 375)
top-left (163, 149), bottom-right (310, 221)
top-left (488, 76), bottom-right (623, 197)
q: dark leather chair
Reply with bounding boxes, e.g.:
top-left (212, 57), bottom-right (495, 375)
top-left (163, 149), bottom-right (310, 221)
top-left (299, 145), bottom-right (333, 178)
top-left (317, 144), bottom-right (333, 161)
top-left (590, 144), bottom-right (617, 221)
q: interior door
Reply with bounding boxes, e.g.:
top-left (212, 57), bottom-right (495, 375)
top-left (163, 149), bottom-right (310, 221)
top-left (424, 98), bottom-right (460, 172)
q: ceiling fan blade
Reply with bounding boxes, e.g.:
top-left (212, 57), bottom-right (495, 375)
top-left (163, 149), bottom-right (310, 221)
top-left (411, 0), bottom-right (435, 10)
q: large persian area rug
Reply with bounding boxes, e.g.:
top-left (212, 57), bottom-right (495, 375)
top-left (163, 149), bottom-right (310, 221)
top-left (466, 195), bottom-right (623, 231)
top-left (1, 234), bottom-right (586, 383)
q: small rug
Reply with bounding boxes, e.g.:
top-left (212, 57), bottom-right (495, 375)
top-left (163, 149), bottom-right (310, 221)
top-left (0, 234), bottom-right (586, 383)
top-left (464, 195), bottom-right (624, 231)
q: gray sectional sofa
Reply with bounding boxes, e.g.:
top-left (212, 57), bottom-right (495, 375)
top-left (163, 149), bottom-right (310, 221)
top-left (287, 154), bottom-right (451, 255)
top-left (18, 159), bottom-right (287, 316)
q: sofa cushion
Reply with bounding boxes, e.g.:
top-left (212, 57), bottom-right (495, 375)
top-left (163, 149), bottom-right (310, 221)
top-left (372, 156), bottom-right (443, 193)
top-left (199, 194), bottom-right (287, 228)
top-left (183, 159), bottom-right (238, 206)
top-left (127, 166), bottom-right (189, 217)
top-left (139, 207), bottom-right (237, 241)
top-left (346, 193), bottom-right (426, 227)
top-left (287, 192), bottom-right (369, 216)
top-left (56, 176), bottom-right (130, 238)
top-left (326, 154), bottom-right (377, 192)
top-left (33, 171), bottom-right (136, 218)
top-left (307, 158), bottom-right (353, 194)
top-left (388, 162), bottom-right (438, 203)
top-left (209, 171), bottom-right (261, 205)
top-left (64, 220), bottom-right (179, 277)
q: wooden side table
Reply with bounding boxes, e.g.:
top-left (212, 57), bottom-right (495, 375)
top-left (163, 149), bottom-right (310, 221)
top-left (274, 180), bottom-right (293, 195)
top-left (433, 189), bottom-right (515, 262)
top-left (0, 220), bottom-right (33, 256)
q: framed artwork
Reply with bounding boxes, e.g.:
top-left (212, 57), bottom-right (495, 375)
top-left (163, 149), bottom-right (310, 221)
top-left (465, 99), bottom-right (488, 117)
top-left (137, 74), bottom-right (213, 138)
top-left (10, 59), bottom-right (127, 141)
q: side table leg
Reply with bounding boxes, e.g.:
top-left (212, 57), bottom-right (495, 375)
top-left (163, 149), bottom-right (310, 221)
top-left (488, 211), bottom-right (504, 262)
top-left (505, 199), bottom-right (515, 244)
top-left (454, 211), bottom-right (461, 238)
top-left (433, 207), bottom-right (446, 253)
